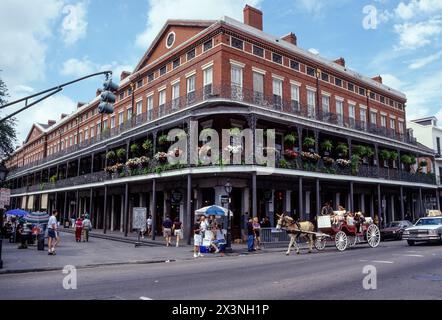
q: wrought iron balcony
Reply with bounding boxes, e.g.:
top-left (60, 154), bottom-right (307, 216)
top-left (7, 84), bottom-right (417, 177)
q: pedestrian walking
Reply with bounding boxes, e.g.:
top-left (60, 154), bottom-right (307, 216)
top-left (253, 217), bottom-right (261, 250)
top-left (193, 223), bottom-right (203, 258)
top-left (162, 216), bottom-right (173, 247)
top-left (172, 217), bottom-right (183, 247)
top-left (74, 217), bottom-right (83, 242)
top-left (146, 215), bottom-right (152, 237)
top-left (82, 214), bottom-right (92, 242)
top-left (47, 210), bottom-right (58, 255)
top-left (70, 214), bottom-right (76, 228)
top-left (199, 215), bottom-right (209, 238)
top-left (247, 218), bottom-right (255, 252)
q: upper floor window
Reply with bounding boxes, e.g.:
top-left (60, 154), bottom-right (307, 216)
top-left (321, 72), bottom-right (329, 82)
top-left (172, 83), bottom-right (180, 105)
top-left (381, 115), bottom-right (387, 127)
top-left (359, 87), bottom-right (366, 96)
top-left (118, 112), bottom-right (124, 126)
top-left (306, 66), bottom-right (316, 77)
top-left (173, 58), bottom-right (180, 69)
top-left (290, 60), bottom-right (299, 71)
top-left (136, 80), bottom-right (143, 89)
top-left (398, 121), bottom-right (404, 134)
top-left (360, 109), bottom-right (367, 127)
top-left (272, 78), bottom-right (283, 108)
top-left (187, 48), bottom-right (196, 61)
top-left (160, 66), bottom-right (167, 76)
top-left (253, 45), bottom-right (264, 57)
top-left (203, 39), bottom-right (213, 51)
top-left (128, 87), bottom-right (133, 96)
top-left (231, 66), bottom-right (243, 88)
top-left (127, 107), bottom-right (133, 120)
top-left (307, 89), bottom-right (316, 118)
top-left (136, 100), bottom-right (143, 115)
top-left (203, 67), bottom-right (213, 95)
top-left (231, 37), bottom-right (243, 50)
top-left (110, 116), bottom-right (115, 128)
top-left (347, 82), bottom-right (354, 92)
top-left (119, 92), bottom-right (124, 100)
top-left (390, 118), bottom-right (396, 130)
top-left (253, 72), bottom-right (264, 103)
top-left (348, 104), bottom-right (356, 120)
top-left (187, 75), bottom-right (196, 103)
top-left (322, 95), bottom-right (330, 114)
top-left (147, 96), bottom-right (154, 121)
top-left (335, 78), bottom-right (342, 87)
top-left (272, 53), bottom-right (282, 64)
top-left (370, 91), bottom-right (375, 99)
top-left (148, 73), bottom-right (155, 83)
top-left (159, 90), bottom-right (166, 106)
top-left (290, 84), bottom-right (300, 111)
top-left (380, 96), bottom-right (385, 103)
top-left (370, 111), bottom-right (377, 125)
top-left (437, 137), bottom-right (441, 155)
top-left (389, 99), bottom-right (394, 107)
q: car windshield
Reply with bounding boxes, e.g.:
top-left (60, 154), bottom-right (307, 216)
top-left (386, 222), bottom-right (400, 228)
top-left (415, 218), bottom-right (442, 226)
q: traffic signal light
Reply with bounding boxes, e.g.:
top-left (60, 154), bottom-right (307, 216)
top-left (98, 79), bottom-right (118, 114)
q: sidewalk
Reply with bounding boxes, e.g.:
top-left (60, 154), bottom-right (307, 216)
top-left (0, 232), bottom-right (253, 274)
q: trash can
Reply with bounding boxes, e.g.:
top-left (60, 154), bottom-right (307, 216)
top-left (37, 234), bottom-right (45, 251)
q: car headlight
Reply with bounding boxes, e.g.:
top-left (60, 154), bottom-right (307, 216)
top-left (429, 229), bottom-right (438, 235)
top-left (403, 230), bottom-right (410, 235)
top-left (392, 230), bottom-right (396, 234)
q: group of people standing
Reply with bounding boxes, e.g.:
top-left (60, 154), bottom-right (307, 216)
top-left (193, 215), bottom-right (225, 258)
top-left (72, 214), bottom-right (92, 242)
top-left (246, 217), bottom-right (267, 252)
top-left (162, 216), bottom-right (183, 247)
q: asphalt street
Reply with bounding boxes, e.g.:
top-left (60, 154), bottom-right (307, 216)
top-left (1, 240), bottom-right (441, 300)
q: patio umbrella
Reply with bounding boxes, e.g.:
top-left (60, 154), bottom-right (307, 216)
top-left (5, 209), bottom-right (28, 217)
top-left (195, 205), bottom-right (233, 217)
top-left (24, 212), bottom-right (50, 224)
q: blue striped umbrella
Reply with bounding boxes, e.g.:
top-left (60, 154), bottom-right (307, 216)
top-left (5, 209), bottom-right (28, 217)
top-left (24, 212), bottom-right (50, 224)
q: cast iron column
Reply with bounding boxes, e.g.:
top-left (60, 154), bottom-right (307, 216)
top-left (316, 178), bottom-right (320, 217)
top-left (103, 186), bottom-right (108, 234)
top-left (377, 184), bottom-right (382, 227)
top-left (298, 177), bottom-right (303, 220)
top-left (350, 181), bottom-right (354, 213)
top-left (124, 183), bottom-right (130, 237)
top-left (186, 174), bottom-right (192, 245)
top-left (400, 186), bottom-right (405, 220)
top-left (151, 179), bottom-right (157, 240)
top-left (252, 172), bottom-right (257, 218)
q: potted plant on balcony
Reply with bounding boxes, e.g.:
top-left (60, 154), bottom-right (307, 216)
top-left (229, 127), bottom-right (242, 137)
top-left (303, 136), bottom-right (316, 152)
top-left (284, 133), bottom-right (297, 148)
top-left (116, 148), bottom-right (126, 162)
top-left (351, 154), bottom-right (361, 175)
top-left (154, 152), bottom-right (168, 164)
top-left (336, 158), bottom-right (351, 168)
top-left (139, 156), bottom-right (150, 168)
top-left (322, 156), bottom-right (335, 166)
top-left (106, 150), bottom-right (116, 165)
top-left (158, 134), bottom-right (169, 146)
top-left (142, 139), bottom-right (153, 154)
top-left (390, 151), bottom-right (399, 168)
top-left (336, 143), bottom-right (349, 158)
top-left (130, 143), bottom-right (140, 157)
top-left (284, 149), bottom-right (298, 160)
top-left (379, 149), bottom-right (391, 168)
top-left (321, 139), bottom-right (333, 156)
top-left (49, 175), bottom-right (57, 184)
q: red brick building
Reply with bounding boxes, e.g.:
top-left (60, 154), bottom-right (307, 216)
top-left (5, 5), bottom-right (438, 240)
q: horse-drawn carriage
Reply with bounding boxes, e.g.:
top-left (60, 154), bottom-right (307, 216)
top-left (314, 212), bottom-right (381, 251)
top-left (276, 211), bottom-right (381, 255)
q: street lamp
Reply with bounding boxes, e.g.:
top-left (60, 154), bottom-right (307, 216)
top-left (224, 180), bottom-right (233, 251)
top-left (0, 162), bottom-right (8, 269)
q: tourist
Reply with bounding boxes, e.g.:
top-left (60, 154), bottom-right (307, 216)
top-left (247, 218), bottom-right (255, 252)
top-left (199, 215), bottom-right (209, 238)
top-left (321, 201), bottom-right (334, 216)
top-left (47, 210), bottom-right (58, 255)
top-left (162, 215), bottom-right (173, 247)
top-left (146, 215), bottom-right (153, 237)
top-left (74, 217), bottom-right (83, 242)
top-left (82, 214), bottom-right (92, 242)
top-left (193, 222), bottom-right (203, 258)
top-left (253, 217), bottom-right (261, 250)
top-left (172, 217), bottom-right (183, 247)
top-left (261, 216), bottom-right (271, 228)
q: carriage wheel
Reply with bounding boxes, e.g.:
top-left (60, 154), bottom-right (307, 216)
top-left (314, 237), bottom-right (327, 251)
top-left (347, 236), bottom-right (357, 247)
top-left (335, 231), bottom-right (348, 251)
top-left (367, 224), bottom-right (381, 248)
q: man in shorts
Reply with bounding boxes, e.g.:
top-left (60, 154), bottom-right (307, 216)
top-left (162, 216), bottom-right (173, 247)
top-left (47, 210), bottom-right (59, 255)
top-left (193, 223), bottom-right (203, 258)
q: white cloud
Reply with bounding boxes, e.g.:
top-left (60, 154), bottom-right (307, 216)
top-left (0, 0), bottom-right (63, 87)
top-left (60, 1), bottom-right (88, 46)
top-left (394, 0), bottom-right (442, 20)
top-left (308, 48), bottom-right (320, 55)
top-left (60, 57), bottom-right (95, 77)
top-left (409, 50), bottom-right (442, 69)
top-left (381, 73), bottom-right (404, 90)
top-left (135, 0), bottom-right (262, 49)
top-left (394, 17), bottom-right (442, 49)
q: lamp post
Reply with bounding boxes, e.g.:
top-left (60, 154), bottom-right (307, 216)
top-left (0, 162), bottom-right (8, 269)
top-left (224, 180), bottom-right (233, 252)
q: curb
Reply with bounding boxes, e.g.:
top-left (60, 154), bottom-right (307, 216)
top-left (0, 259), bottom-right (177, 275)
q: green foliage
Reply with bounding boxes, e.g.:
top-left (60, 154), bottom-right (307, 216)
top-left (49, 175), bottom-right (57, 183)
top-left (419, 160), bottom-right (428, 167)
top-left (116, 148), bottom-right (126, 161)
top-left (158, 134), bottom-right (169, 145)
top-left (303, 136), bottom-right (316, 148)
top-left (130, 143), bottom-right (140, 157)
top-left (336, 143), bottom-right (349, 156)
top-left (353, 145), bottom-right (373, 157)
top-left (390, 151), bottom-right (399, 161)
top-left (0, 76), bottom-right (17, 158)
top-left (351, 154), bottom-right (361, 175)
top-left (401, 154), bottom-right (416, 165)
top-left (142, 139), bottom-right (153, 152)
top-left (320, 139), bottom-right (333, 152)
top-left (284, 133), bottom-right (297, 146)
top-left (379, 149), bottom-right (391, 160)
top-left (106, 150), bottom-right (116, 161)
top-left (279, 159), bottom-right (289, 168)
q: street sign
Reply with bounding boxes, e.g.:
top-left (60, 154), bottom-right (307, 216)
top-left (132, 207), bottom-right (147, 230)
top-left (0, 188), bottom-right (11, 209)
top-left (220, 195), bottom-right (229, 204)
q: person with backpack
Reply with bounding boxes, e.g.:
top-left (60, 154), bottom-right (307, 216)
top-left (162, 216), bottom-right (173, 247)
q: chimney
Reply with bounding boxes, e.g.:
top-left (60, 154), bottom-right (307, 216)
top-left (281, 33), bottom-right (297, 45)
top-left (96, 88), bottom-right (102, 97)
top-left (47, 120), bottom-right (56, 126)
top-left (77, 102), bottom-right (86, 109)
top-left (243, 5), bottom-right (263, 30)
top-left (372, 75), bottom-right (383, 84)
top-left (334, 57), bottom-right (346, 67)
top-left (120, 71), bottom-right (132, 81)
top-left (61, 113), bottom-right (68, 119)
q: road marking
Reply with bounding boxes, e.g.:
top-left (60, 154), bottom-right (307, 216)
top-left (140, 296), bottom-right (153, 300)
top-left (393, 254), bottom-right (424, 257)
top-left (359, 260), bottom-right (394, 264)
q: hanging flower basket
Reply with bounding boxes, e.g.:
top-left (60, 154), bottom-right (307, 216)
top-left (336, 159), bottom-right (351, 167)
top-left (323, 156), bottom-right (335, 165)
top-left (126, 158), bottom-right (140, 171)
top-left (139, 156), bottom-right (150, 168)
top-left (154, 152), bottom-right (168, 163)
top-left (284, 149), bottom-right (298, 160)
top-left (301, 151), bottom-right (321, 162)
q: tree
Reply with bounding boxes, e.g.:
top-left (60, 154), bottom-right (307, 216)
top-left (0, 75), bottom-right (17, 159)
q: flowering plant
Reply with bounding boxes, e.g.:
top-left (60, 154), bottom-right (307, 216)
top-left (126, 158), bottom-right (140, 170)
top-left (110, 163), bottom-right (124, 173)
top-left (336, 159), bottom-right (351, 167)
top-left (323, 156), bottom-right (335, 165)
top-left (154, 152), bottom-right (168, 163)
top-left (284, 149), bottom-right (298, 159)
top-left (139, 156), bottom-right (150, 167)
top-left (301, 151), bottom-right (321, 162)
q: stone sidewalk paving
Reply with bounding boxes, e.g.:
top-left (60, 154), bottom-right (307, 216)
top-left (0, 231), bottom-right (262, 274)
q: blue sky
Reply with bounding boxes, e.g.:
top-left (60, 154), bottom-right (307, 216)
top-left (1, 0), bottom-right (442, 144)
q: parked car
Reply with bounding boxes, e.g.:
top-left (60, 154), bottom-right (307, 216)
top-left (380, 220), bottom-right (413, 241)
top-left (403, 216), bottom-right (442, 246)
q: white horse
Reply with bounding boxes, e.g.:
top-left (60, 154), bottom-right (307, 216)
top-left (276, 214), bottom-right (315, 255)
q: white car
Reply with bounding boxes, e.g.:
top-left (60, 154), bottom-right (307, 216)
top-left (403, 216), bottom-right (442, 246)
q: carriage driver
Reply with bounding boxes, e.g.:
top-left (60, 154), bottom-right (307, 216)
top-left (320, 202), bottom-right (334, 216)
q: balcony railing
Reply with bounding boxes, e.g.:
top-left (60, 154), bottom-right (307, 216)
top-left (10, 156), bottom-right (436, 195)
top-left (8, 84), bottom-right (418, 177)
